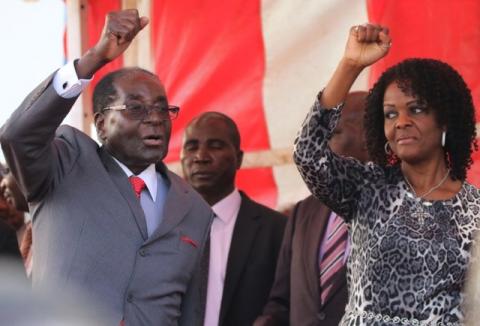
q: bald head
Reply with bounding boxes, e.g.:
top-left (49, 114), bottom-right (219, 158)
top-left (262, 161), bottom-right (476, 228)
top-left (329, 91), bottom-right (369, 162)
top-left (181, 112), bottom-right (243, 205)
top-left (185, 112), bottom-right (241, 150)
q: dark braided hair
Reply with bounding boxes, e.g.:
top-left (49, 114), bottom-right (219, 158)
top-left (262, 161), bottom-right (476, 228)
top-left (365, 58), bottom-right (477, 181)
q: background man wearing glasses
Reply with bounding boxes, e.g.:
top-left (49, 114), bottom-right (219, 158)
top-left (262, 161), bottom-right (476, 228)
top-left (0, 9), bottom-right (213, 326)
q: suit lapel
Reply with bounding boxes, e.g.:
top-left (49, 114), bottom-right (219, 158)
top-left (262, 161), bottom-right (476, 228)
top-left (145, 169), bottom-right (192, 243)
top-left (302, 201), bottom-right (332, 305)
top-left (219, 193), bottom-right (261, 326)
top-left (305, 202), bottom-right (348, 306)
top-left (98, 148), bottom-right (148, 240)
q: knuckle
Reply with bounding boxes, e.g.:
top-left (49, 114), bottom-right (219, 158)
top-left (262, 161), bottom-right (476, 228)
top-left (125, 8), bottom-right (139, 16)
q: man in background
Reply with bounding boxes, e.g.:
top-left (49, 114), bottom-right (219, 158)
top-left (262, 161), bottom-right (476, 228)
top-left (0, 219), bottom-right (21, 260)
top-left (181, 112), bottom-right (287, 326)
top-left (255, 91), bottom-right (369, 326)
top-left (0, 164), bottom-right (23, 263)
top-left (1, 169), bottom-right (32, 277)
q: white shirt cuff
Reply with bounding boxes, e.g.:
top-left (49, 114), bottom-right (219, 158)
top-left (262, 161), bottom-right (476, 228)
top-left (52, 60), bottom-right (92, 99)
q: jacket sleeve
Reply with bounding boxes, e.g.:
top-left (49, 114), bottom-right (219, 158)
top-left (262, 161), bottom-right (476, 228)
top-left (0, 74), bottom-right (79, 203)
top-left (254, 203), bottom-right (299, 326)
top-left (293, 96), bottom-right (380, 221)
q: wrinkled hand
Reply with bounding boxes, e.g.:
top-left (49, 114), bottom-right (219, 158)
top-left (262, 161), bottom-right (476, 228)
top-left (94, 9), bottom-right (149, 62)
top-left (344, 23), bottom-right (391, 68)
top-left (76, 9), bottom-right (149, 78)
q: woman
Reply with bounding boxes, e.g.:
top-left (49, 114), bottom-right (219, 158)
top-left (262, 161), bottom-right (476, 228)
top-left (293, 24), bottom-right (479, 325)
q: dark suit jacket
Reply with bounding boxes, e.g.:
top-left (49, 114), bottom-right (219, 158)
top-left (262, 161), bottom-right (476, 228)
top-left (0, 219), bottom-right (22, 259)
top-left (217, 192), bottom-right (287, 326)
top-left (0, 74), bottom-right (214, 325)
top-left (255, 195), bottom-right (348, 326)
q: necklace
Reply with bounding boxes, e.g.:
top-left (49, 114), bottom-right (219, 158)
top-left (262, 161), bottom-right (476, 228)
top-left (403, 168), bottom-right (451, 225)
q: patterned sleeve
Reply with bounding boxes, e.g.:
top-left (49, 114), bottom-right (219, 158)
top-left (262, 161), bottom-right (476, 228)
top-left (293, 96), bottom-right (379, 222)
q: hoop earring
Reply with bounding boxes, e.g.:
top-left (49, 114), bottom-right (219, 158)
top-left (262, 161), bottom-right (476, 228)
top-left (441, 131), bottom-right (446, 147)
top-left (384, 142), bottom-right (392, 155)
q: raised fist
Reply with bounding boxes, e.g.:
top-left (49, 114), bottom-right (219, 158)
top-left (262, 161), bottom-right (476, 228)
top-left (344, 23), bottom-right (391, 68)
top-left (93, 9), bottom-right (149, 63)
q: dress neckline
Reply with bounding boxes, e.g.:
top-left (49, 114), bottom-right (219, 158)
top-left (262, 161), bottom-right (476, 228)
top-left (403, 180), bottom-right (467, 205)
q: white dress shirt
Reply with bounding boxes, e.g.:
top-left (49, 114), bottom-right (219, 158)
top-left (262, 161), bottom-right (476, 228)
top-left (204, 189), bottom-right (242, 326)
top-left (113, 159), bottom-right (158, 201)
top-left (52, 60), bottom-right (91, 98)
top-left (113, 159), bottom-right (166, 236)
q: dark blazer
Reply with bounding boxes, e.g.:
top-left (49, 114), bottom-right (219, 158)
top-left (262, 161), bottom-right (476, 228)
top-left (255, 195), bottom-right (348, 326)
top-left (217, 191), bottom-right (287, 326)
top-left (0, 74), bottom-right (214, 325)
top-left (0, 219), bottom-right (22, 259)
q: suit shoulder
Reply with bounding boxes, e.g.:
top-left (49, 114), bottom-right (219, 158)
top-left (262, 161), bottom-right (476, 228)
top-left (241, 193), bottom-right (287, 225)
top-left (166, 170), bottom-right (213, 215)
top-left (296, 195), bottom-right (326, 211)
top-left (56, 125), bottom-right (98, 145)
top-left (291, 195), bottom-right (330, 222)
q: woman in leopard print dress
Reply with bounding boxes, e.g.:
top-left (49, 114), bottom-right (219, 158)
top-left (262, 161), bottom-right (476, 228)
top-left (293, 24), bottom-right (480, 325)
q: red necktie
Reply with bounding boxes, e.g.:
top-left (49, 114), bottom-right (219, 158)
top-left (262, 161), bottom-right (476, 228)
top-left (319, 213), bottom-right (348, 305)
top-left (129, 176), bottom-right (146, 199)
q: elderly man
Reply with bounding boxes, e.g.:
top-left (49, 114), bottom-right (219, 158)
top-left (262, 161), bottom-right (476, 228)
top-left (0, 10), bottom-right (212, 325)
top-left (181, 112), bottom-right (287, 326)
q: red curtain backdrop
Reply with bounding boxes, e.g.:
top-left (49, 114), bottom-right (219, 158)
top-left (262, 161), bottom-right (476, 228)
top-left (367, 0), bottom-right (480, 186)
top-left (83, 1), bottom-right (480, 205)
top-left (151, 0), bottom-right (277, 207)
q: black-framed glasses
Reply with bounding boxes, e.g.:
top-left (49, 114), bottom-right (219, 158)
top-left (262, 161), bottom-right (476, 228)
top-left (102, 103), bottom-right (180, 121)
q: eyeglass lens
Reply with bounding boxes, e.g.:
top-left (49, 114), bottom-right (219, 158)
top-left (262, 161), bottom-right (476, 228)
top-left (125, 102), bottom-right (179, 120)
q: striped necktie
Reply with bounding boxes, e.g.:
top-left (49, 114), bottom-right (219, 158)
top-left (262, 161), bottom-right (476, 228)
top-left (319, 213), bottom-right (348, 305)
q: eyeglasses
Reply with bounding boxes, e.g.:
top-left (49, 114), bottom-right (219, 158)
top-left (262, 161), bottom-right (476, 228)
top-left (101, 103), bottom-right (180, 121)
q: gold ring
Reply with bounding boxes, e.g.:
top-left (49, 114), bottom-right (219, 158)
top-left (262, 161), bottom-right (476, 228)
top-left (382, 42), bottom-right (392, 49)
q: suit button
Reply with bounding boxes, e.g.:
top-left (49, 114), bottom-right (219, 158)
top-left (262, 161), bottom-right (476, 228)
top-left (127, 294), bottom-right (133, 303)
top-left (317, 312), bottom-right (326, 320)
top-left (139, 249), bottom-right (147, 257)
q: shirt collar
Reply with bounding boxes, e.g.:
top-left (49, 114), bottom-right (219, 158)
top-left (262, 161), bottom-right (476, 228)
top-left (24, 212), bottom-right (32, 223)
top-left (211, 189), bottom-right (242, 224)
top-left (112, 158), bottom-right (158, 201)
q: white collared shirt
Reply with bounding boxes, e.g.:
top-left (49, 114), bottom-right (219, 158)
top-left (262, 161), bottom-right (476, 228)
top-left (112, 158), bottom-right (168, 236)
top-left (113, 158), bottom-right (158, 201)
top-left (204, 189), bottom-right (242, 326)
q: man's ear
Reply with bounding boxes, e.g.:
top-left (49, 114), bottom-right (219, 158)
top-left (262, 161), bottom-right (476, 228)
top-left (236, 150), bottom-right (244, 170)
top-left (94, 112), bottom-right (106, 143)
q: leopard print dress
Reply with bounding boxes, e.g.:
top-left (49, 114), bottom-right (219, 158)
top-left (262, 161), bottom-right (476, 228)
top-left (293, 99), bottom-right (480, 326)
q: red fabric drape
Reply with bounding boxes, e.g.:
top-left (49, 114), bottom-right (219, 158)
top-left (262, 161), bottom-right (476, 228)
top-left (151, 0), bottom-right (277, 207)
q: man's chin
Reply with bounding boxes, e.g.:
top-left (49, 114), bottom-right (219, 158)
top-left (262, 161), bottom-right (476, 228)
top-left (191, 182), bottom-right (216, 194)
top-left (142, 149), bottom-right (167, 164)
